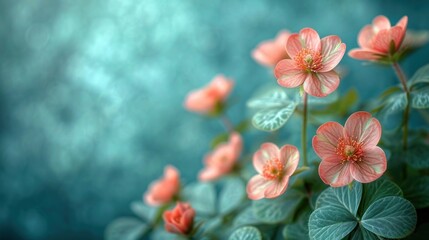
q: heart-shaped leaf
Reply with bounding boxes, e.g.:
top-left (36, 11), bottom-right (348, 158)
top-left (282, 209), bottom-right (310, 240)
top-left (308, 206), bottom-right (357, 240)
top-left (247, 88), bottom-right (291, 109)
top-left (380, 92), bottom-right (407, 117)
top-left (349, 226), bottom-right (379, 240)
top-left (410, 86), bottom-right (429, 109)
top-left (219, 178), bottom-right (246, 215)
top-left (229, 226), bottom-right (262, 240)
top-left (316, 182), bottom-right (362, 216)
top-left (182, 182), bottom-right (216, 216)
top-left (361, 196), bottom-right (417, 239)
top-left (360, 178), bottom-right (403, 214)
top-left (251, 103), bottom-right (296, 131)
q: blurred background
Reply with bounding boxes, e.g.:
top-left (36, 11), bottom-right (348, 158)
top-left (0, 0), bottom-right (428, 239)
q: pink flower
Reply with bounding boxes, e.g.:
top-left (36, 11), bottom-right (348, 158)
top-left (198, 132), bottom-right (242, 181)
top-left (274, 28), bottom-right (346, 97)
top-left (252, 30), bottom-right (291, 67)
top-left (349, 15), bottom-right (408, 61)
top-left (312, 111), bottom-right (387, 187)
top-left (246, 143), bottom-right (299, 200)
top-left (144, 165), bottom-right (180, 206)
top-left (163, 202), bottom-right (195, 235)
top-left (184, 75), bottom-right (234, 115)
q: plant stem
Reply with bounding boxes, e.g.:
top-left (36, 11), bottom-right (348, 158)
top-left (220, 115), bottom-right (234, 133)
top-left (392, 61), bottom-right (410, 150)
top-left (302, 92), bottom-right (309, 167)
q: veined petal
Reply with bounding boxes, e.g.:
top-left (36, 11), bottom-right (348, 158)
top-left (299, 28), bottom-right (321, 51)
top-left (372, 27), bottom-right (404, 53)
top-left (318, 156), bottom-right (353, 187)
top-left (303, 71), bottom-right (340, 97)
top-left (280, 144), bottom-right (299, 176)
top-left (395, 16), bottom-right (408, 48)
top-left (350, 147), bottom-right (387, 183)
top-left (253, 143), bottom-right (280, 173)
top-left (344, 111), bottom-right (381, 148)
top-left (246, 175), bottom-right (272, 200)
top-left (313, 121), bottom-right (345, 159)
top-left (320, 36), bottom-right (346, 72)
top-left (286, 34), bottom-right (302, 58)
top-left (275, 59), bottom-right (307, 88)
top-left (264, 177), bottom-right (289, 198)
top-left (358, 25), bottom-right (376, 49)
top-left (372, 15), bottom-right (391, 32)
top-left (348, 49), bottom-right (385, 61)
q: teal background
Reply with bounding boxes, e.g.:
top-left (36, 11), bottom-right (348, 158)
top-left (0, 0), bottom-right (428, 239)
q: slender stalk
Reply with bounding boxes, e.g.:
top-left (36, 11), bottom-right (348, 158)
top-left (302, 92), bottom-right (309, 167)
top-left (392, 62), bottom-right (410, 150)
top-left (220, 115), bottom-right (234, 133)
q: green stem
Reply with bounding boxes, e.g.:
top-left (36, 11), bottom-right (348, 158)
top-left (392, 61), bottom-right (410, 151)
top-left (302, 92), bottom-right (309, 167)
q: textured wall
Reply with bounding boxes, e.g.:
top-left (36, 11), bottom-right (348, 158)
top-left (0, 0), bottom-right (428, 239)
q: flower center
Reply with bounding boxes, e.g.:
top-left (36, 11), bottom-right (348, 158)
top-left (294, 48), bottom-right (322, 71)
top-left (262, 158), bottom-right (284, 180)
top-left (336, 138), bottom-right (364, 163)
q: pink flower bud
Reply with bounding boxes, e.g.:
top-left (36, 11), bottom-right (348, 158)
top-left (163, 202), bottom-right (195, 235)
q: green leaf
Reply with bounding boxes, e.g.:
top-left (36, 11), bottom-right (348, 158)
top-left (360, 178), bottom-right (403, 214)
top-left (282, 210), bottom-right (310, 240)
top-left (233, 207), bottom-right (263, 227)
top-left (349, 226), bottom-right (379, 240)
top-left (105, 218), bottom-right (147, 240)
top-left (308, 206), bottom-right (357, 240)
top-left (406, 142), bottom-right (429, 169)
top-left (380, 92), bottom-right (407, 117)
top-left (247, 88), bottom-right (291, 109)
top-left (402, 176), bottom-right (429, 209)
top-left (182, 182), bottom-right (216, 216)
top-left (410, 86), bottom-right (429, 109)
top-left (211, 133), bottom-right (229, 149)
top-left (252, 189), bottom-right (304, 223)
top-left (219, 178), bottom-right (245, 215)
top-left (361, 196), bottom-right (417, 239)
top-left (130, 202), bottom-right (157, 223)
top-left (409, 64), bottom-right (429, 88)
top-left (229, 226), bottom-right (262, 240)
top-left (251, 103), bottom-right (296, 131)
top-left (315, 182), bottom-right (362, 216)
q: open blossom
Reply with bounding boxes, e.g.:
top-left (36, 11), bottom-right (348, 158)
top-left (144, 165), bottom-right (180, 206)
top-left (163, 202), bottom-right (195, 235)
top-left (252, 30), bottom-right (291, 67)
top-left (198, 132), bottom-right (242, 181)
top-left (274, 28), bottom-right (346, 97)
top-left (312, 111), bottom-right (387, 187)
top-left (184, 75), bottom-right (234, 115)
top-left (349, 15), bottom-right (408, 61)
top-left (247, 143), bottom-right (299, 200)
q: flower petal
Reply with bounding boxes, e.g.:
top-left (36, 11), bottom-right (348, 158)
top-left (303, 71), bottom-right (340, 97)
top-left (165, 165), bottom-right (179, 180)
top-left (350, 146), bottom-right (387, 183)
top-left (264, 177), bottom-right (289, 198)
top-left (210, 75), bottom-right (234, 100)
top-left (372, 27), bottom-right (405, 53)
top-left (246, 175), bottom-right (272, 200)
top-left (279, 144), bottom-right (299, 176)
top-left (313, 121), bottom-right (345, 159)
top-left (395, 16), bottom-right (408, 49)
top-left (348, 49), bottom-right (385, 61)
top-left (198, 167), bottom-right (222, 181)
top-left (275, 59), bottom-right (306, 88)
top-left (318, 156), bottom-right (353, 187)
top-left (286, 33), bottom-right (302, 58)
top-left (229, 132), bottom-right (243, 160)
top-left (358, 25), bottom-right (376, 49)
top-left (344, 111), bottom-right (382, 148)
top-left (299, 28), bottom-right (321, 51)
top-left (184, 89), bottom-right (217, 113)
top-left (320, 36), bottom-right (346, 72)
top-left (372, 15), bottom-right (391, 32)
top-left (253, 142), bottom-right (280, 173)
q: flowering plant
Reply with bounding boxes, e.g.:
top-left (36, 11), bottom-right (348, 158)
top-left (106, 15), bottom-right (429, 240)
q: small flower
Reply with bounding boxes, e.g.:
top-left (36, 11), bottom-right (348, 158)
top-left (246, 143), bottom-right (299, 200)
top-left (184, 75), bottom-right (234, 115)
top-left (312, 111), bottom-right (387, 187)
top-left (252, 30), bottom-right (291, 67)
top-left (274, 28), bottom-right (346, 97)
top-left (163, 202), bottom-right (195, 235)
top-left (198, 132), bottom-right (242, 181)
top-left (144, 165), bottom-right (180, 206)
top-left (349, 15), bottom-right (408, 62)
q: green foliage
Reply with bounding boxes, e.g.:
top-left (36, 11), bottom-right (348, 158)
top-left (247, 88), bottom-right (297, 131)
top-left (361, 196), bottom-right (417, 238)
top-left (409, 64), bottom-right (429, 89)
top-left (130, 201), bottom-right (158, 223)
top-left (233, 207), bottom-right (262, 227)
top-left (219, 178), bottom-right (246, 215)
top-left (252, 189), bottom-right (305, 223)
top-left (406, 142), bottom-right (429, 169)
top-left (105, 217), bottom-right (147, 240)
top-left (282, 210), bottom-right (310, 240)
top-left (410, 86), bottom-right (429, 109)
top-left (182, 182), bottom-right (217, 216)
top-left (229, 226), bottom-right (262, 240)
top-left (311, 88), bottom-right (358, 117)
top-left (310, 180), bottom-right (416, 240)
top-left (402, 176), bottom-right (429, 209)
